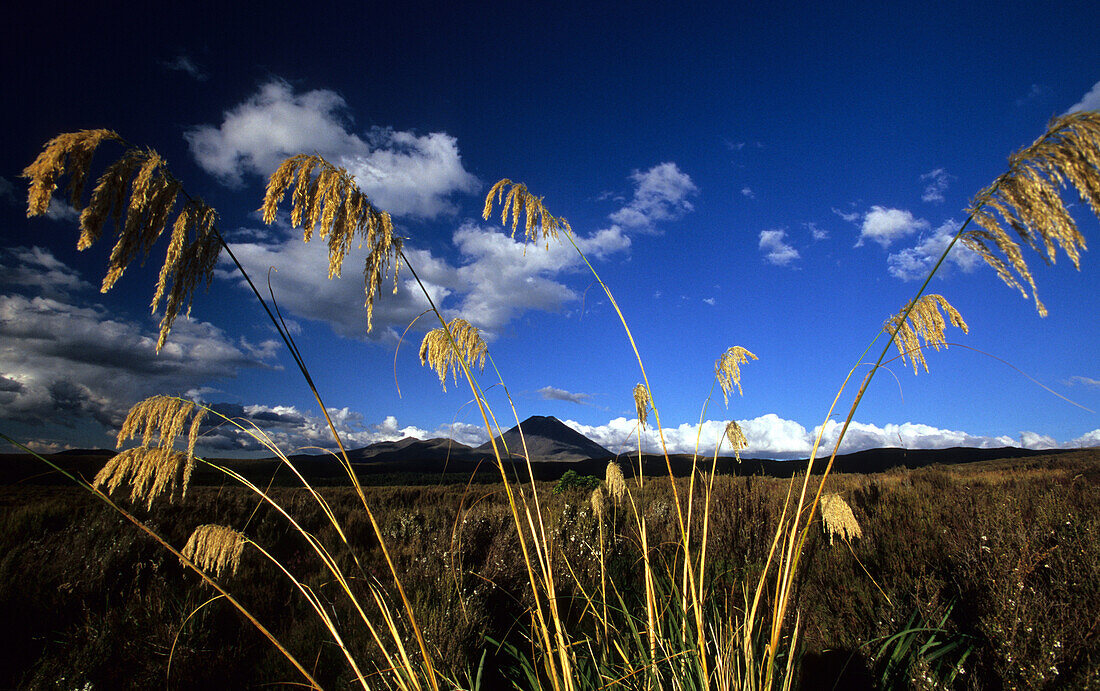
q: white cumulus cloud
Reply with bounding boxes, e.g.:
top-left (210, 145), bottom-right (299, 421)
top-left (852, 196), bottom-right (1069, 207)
top-left (219, 161), bottom-right (698, 343)
top-left (1069, 428), bottom-right (1100, 447)
top-left (161, 54), bottom-right (207, 81)
top-left (886, 220), bottom-right (982, 280)
top-left (858, 206), bottom-right (929, 248)
top-left (186, 79), bottom-right (479, 218)
top-left (758, 229), bottom-right (799, 266)
top-left (562, 414), bottom-right (1034, 459)
top-left (608, 163), bottom-right (698, 232)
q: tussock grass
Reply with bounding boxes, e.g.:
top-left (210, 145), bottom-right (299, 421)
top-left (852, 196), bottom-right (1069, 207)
top-left (10, 110), bottom-right (1099, 689)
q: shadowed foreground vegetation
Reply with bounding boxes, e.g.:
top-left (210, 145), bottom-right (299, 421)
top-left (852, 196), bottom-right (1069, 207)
top-left (2, 449), bottom-right (1097, 689)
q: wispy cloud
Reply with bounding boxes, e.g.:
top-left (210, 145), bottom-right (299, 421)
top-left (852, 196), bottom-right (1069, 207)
top-left (886, 220), bottom-right (981, 280)
top-left (832, 206), bottom-right (861, 223)
top-left (608, 163), bottom-right (698, 233)
top-left (805, 221), bottom-right (828, 240)
top-left (1015, 83), bottom-right (1051, 108)
top-left (758, 229), bottom-right (799, 266)
top-left (538, 386), bottom-right (593, 405)
top-left (161, 54), bottom-right (208, 81)
top-left (1066, 375), bottom-right (1100, 388)
top-left (186, 79), bottom-right (479, 217)
top-left (741, 187), bottom-right (755, 199)
top-left (857, 206), bottom-right (929, 248)
top-left (920, 168), bottom-right (953, 203)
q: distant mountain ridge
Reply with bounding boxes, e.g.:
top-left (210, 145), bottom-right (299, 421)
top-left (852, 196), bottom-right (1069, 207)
top-left (5, 416), bottom-right (1088, 488)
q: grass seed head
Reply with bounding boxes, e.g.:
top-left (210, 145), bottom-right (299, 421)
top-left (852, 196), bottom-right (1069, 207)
top-left (182, 524), bottom-right (247, 578)
top-left (715, 346), bottom-right (758, 405)
top-left (262, 154), bottom-right (399, 331)
top-left (821, 493), bottom-right (863, 546)
top-left (590, 487), bottom-right (606, 520)
top-left (482, 179), bottom-right (571, 249)
top-left (22, 129), bottom-right (122, 216)
top-left (885, 294), bottom-right (969, 374)
top-left (632, 383), bottom-right (650, 429)
top-left (724, 420), bottom-right (748, 462)
top-left (94, 447), bottom-right (194, 510)
top-left (419, 318), bottom-right (488, 391)
top-left (605, 461), bottom-right (627, 505)
top-left (24, 133), bottom-right (223, 350)
top-left (964, 110), bottom-right (1099, 317)
top-left (94, 396), bottom-right (206, 507)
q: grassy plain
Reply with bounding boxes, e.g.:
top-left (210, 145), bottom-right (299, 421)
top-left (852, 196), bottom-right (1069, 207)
top-left (2, 449), bottom-right (1096, 689)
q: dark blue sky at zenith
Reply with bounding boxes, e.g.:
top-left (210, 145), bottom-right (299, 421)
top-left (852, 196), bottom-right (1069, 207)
top-left (1, 0), bottom-right (1097, 457)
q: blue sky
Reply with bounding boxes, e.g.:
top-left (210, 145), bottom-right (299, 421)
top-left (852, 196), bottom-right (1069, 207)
top-left (1, 1), bottom-right (1098, 458)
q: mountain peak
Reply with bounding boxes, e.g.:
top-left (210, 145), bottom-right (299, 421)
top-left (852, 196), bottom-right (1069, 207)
top-left (478, 415), bottom-right (611, 461)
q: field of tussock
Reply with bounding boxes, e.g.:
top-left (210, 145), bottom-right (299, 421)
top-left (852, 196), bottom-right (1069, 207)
top-left (1, 449), bottom-right (1097, 690)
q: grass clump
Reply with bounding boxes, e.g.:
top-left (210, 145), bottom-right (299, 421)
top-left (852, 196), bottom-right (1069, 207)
top-left (7, 110), bottom-right (1099, 689)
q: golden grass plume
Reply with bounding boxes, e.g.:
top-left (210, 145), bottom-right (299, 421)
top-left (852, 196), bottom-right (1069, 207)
top-left (964, 110), bottom-right (1099, 317)
top-left (419, 318), bottom-right (488, 391)
top-left (182, 524), bottom-right (247, 578)
top-left (22, 129), bottom-right (123, 215)
top-left (885, 294), bottom-right (968, 374)
top-left (23, 131), bottom-right (222, 350)
top-left (715, 346), bottom-right (758, 405)
top-left (724, 420), bottom-right (748, 462)
top-left (261, 154), bottom-right (401, 332)
top-left (605, 461), bottom-right (627, 506)
top-left (94, 448), bottom-right (193, 511)
top-left (590, 487), bottom-right (606, 520)
top-left (632, 383), bottom-right (650, 429)
top-left (820, 493), bottom-right (863, 546)
top-left (93, 396), bottom-right (207, 508)
top-left (482, 179), bottom-right (571, 248)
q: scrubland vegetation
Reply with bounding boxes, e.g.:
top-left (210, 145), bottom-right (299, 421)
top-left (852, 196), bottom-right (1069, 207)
top-left (5, 112), bottom-right (1098, 688)
top-left (1, 451), bottom-right (1097, 688)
